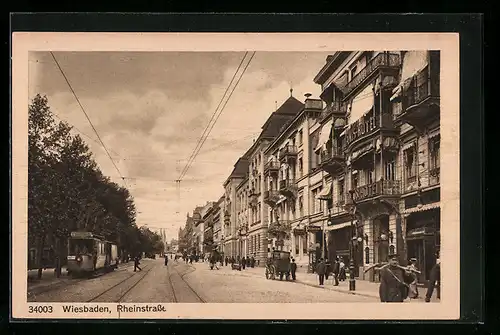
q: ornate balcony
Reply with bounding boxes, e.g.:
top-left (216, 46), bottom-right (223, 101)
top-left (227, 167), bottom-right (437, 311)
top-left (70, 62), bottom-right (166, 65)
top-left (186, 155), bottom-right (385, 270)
top-left (264, 160), bottom-right (280, 176)
top-left (344, 112), bottom-right (397, 149)
top-left (319, 146), bottom-right (345, 175)
top-left (249, 189), bottom-right (259, 207)
top-left (429, 167), bottom-right (440, 186)
top-left (352, 180), bottom-right (401, 203)
top-left (278, 145), bottom-right (298, 163)
top-left (340, 52), bottom-right (401, 99)
top-left (279, 178), bottom-right (297, 199)
top-left (267, 220), bottom-right (291, 240)
top-left (396, 65), bottom-right (440, 130)
top-left (263, 190), bottom-right (281, 207)
top-left (319, 101), bottom-right (348, 122)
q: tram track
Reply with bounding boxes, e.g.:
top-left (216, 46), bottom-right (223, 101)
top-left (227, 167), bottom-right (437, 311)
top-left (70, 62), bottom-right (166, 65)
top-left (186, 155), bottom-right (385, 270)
top-left (168, 263), bottom-right (206, 303)
top-left (87, 264), bottom-right (154, 303)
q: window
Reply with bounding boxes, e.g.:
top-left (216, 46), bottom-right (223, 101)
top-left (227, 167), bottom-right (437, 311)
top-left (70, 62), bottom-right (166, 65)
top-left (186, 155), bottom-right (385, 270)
top-left (338, 179), bottom-right (345, 204)
top-left (352, 173), bottom-right (359, 190)
top-left (295, 236), bottom-right (300, 255)
top-left (298, 157), bottom-right (303, 177)
top-left (298, 130), bottom-right (303, 146)
top-left (312, 187), bottom-right (323, 213)
top-left (404, 146), bottom-right (417, 183)
top-left (429, 135), bottom-right (440, 170)
top-left (365, 168), bottom-right (374, 184)
top-left (302, 235), bottom-right (308, 254)
top-left (299, 196), bottom-right (304, 217)
top-left (385, 159), bottom-right (396, 181)
top-left (350, 66), bottom-right (358, 80)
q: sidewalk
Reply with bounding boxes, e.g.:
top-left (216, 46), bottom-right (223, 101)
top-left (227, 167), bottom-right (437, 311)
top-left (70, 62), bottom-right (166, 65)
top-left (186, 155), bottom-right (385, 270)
top-left (27, 259), bottom-right (153, 296)
top-left (195, 262), bottom-right (440, 302)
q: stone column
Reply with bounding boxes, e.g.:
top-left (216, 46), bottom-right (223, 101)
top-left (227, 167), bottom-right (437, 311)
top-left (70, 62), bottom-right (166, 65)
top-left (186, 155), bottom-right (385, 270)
top-left (389, 213), bottom-right (398, 257)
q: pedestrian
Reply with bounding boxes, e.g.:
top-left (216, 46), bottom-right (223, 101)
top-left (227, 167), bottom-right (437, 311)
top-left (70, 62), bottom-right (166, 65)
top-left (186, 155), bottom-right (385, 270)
top-left (316, 258), bottom-right (326, 285)
top-left (164, 255), bottom-right (169, 266)
top-left (407, 258), bottom-right (419, 299)
top-left (332, 257), bottom-right (340, 286)
top-left (425, 254), bottom-right (441, 302)
top-left (325, 258), bottom-right (331, 281)
top-left (134, 255), bottom-right (142, 272)
top-left (378, 253), bottom-right (413, 302)
top-left (290, 258), bottom-right (297, 281)
top-left (225, 256), bottom-right (228, 266)
top-left (242, 256), bottom-right (246, 270)
top-left (339, 257), bottom-right (346, 281)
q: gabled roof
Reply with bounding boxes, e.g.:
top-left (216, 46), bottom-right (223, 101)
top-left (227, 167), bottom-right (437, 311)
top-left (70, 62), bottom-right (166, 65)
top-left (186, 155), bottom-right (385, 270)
top-left (244, 96), bottom-right (304, 157)
top-left (223, 157), bottom-right (250, 186)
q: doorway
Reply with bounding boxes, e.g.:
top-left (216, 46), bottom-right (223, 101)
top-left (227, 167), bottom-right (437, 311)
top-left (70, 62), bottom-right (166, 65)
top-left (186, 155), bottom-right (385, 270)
top-left (407, 237), bottom-right (436, 283)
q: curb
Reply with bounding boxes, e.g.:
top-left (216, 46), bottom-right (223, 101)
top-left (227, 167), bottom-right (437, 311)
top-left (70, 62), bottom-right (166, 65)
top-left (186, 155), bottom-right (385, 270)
top-left (295, 280), bottom-right (379, 299)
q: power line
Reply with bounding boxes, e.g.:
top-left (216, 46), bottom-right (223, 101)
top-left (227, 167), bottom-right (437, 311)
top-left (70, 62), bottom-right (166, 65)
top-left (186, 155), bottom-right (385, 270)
top-left (50, 51), bottom-right (127, 188)
top-left (178, 52), bottom-right (250, 181)
top-left (179, 51), bottom-right (256, 181)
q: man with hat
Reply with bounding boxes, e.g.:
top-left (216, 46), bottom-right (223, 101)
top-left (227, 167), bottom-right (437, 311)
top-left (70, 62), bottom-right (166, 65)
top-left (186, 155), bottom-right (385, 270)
top-left (378, 253), bottom-right (414, 302)
top-left (407, 257), bottom-right (419, 299)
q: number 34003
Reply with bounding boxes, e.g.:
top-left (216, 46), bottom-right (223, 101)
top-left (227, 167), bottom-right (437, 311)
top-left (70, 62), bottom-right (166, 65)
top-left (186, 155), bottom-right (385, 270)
top-left (29, 305), bottom-right (53, 313)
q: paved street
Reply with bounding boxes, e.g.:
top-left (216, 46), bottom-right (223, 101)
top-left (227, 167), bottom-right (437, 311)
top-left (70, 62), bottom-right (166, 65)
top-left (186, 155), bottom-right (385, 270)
top-left (29, 258), bottom-right (378, 303)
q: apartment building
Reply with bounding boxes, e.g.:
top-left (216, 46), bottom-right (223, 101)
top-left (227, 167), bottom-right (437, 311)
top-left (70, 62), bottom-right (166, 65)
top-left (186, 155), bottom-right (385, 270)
top-left (223, 157), bottom-right (250, 258)
top-left (212, 196), bottom-right (225, 253)
top-left (263, 96), bottom-right (325, 269)
top-left (201, 201), bottom-right (215, 256)
top-left (312, 50), bottom-right (440, 283)
top-left (229, 95), bottom-right (304, 265)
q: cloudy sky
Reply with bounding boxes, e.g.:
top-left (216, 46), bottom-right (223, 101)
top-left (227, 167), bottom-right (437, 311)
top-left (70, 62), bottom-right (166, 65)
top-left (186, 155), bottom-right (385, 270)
top-left (29, 51), bottom-right (330, 239)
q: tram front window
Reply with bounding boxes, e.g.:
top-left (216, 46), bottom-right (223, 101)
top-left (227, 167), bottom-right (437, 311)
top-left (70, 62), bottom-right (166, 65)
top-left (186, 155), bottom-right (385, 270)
top-left (69, 239), bottom-right (93, 255)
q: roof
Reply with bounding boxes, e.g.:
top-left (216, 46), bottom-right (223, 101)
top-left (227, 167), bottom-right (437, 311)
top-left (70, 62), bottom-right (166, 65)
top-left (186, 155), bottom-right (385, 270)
top-left (223, 157), bottom-right (250, 186)
top-left (244, 96), bottom-right (304, 157)
top-left (313, 52), bottom-right (351, 85)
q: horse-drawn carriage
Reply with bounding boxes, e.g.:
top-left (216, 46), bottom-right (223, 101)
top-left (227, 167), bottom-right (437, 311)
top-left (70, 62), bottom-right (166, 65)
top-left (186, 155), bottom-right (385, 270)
top-left (265, 250), bottom-right (291, 281)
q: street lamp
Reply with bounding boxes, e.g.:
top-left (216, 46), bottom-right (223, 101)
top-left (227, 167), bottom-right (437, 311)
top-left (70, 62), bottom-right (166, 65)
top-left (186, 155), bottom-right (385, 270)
top-left (344, 189), bottom-right (357, 291)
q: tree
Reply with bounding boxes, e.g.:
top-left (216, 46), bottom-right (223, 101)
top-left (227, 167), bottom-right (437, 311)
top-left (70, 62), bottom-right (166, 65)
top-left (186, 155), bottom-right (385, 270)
top-left (28, 94), bottom-right (141, 279)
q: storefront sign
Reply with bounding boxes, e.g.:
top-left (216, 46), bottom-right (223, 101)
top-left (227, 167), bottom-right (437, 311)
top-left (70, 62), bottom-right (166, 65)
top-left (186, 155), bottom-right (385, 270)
top-left (307, 225), bottom-right (322, 232)
top-left (293, 228), bottom-right (306, 235)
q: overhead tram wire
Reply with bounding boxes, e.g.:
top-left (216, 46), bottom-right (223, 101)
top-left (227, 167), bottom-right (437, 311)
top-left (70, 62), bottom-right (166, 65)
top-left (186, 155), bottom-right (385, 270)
top-left (177, 51), bottom-right (250, 182)
top-left (50, 51), bottom-right (128, 188)
top-left (178, 51), bottom-right (256, 181)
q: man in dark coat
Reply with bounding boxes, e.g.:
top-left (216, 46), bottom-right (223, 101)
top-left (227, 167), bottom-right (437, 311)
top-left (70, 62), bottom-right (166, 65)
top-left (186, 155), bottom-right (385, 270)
top-left (290, 258), bottom-right (297, 281)
top-left (332, 257), bottom-right (340, 286)
top-left (378, 253), bottom-right (413, 302)
top-left (316, 258), bottom-right (326, 285)
top-left (425, 259), bottom-right (440, 302)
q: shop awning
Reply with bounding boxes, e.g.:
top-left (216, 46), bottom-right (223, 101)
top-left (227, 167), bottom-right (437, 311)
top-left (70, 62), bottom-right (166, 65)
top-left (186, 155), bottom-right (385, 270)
top-left (275, 195), bottom-right (287, 205)
top-left (315, 182), bottom-right (332, 200)
top-left (402, 202), bottom-right (440, 215)
top-left (327, 221), bottom-right (352, 231)
top-left (314, 120), bottom-right (333, 153)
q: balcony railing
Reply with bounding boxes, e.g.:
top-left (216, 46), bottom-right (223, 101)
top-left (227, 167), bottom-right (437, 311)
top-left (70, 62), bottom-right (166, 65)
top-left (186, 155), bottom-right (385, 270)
top-left (268, 220), bottom-right (292, 238)
top-left (279, 178), bottom-right (296, 191)
top-left (344, 112), bottom-right (394, 147)
top-left (352, 180), bottom-right (401, 202)
top-left (320, 146), bottom-right (345, 162)
top-left (279, 145), bottom-right (298, 160)
top-left (341, 52), bottom-right (401, 98)
top-left (264, 190), bottom-right (280, 200)
top-left (320, 101), bottom-right (348, 121)
top-left (264, 160), bottom-right (280, 173)
top-left (403, 65), bottom-right (440, 110)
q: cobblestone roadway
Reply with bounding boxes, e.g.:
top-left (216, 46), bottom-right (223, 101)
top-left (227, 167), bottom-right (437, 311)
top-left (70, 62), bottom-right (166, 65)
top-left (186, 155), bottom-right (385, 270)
top-left (28, 258), bottom-right (378, 303)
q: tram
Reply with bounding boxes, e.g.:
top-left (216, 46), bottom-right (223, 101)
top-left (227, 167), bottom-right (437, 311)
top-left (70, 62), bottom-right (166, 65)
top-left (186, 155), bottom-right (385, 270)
top-left (66, 231), bottom-right (119, 276)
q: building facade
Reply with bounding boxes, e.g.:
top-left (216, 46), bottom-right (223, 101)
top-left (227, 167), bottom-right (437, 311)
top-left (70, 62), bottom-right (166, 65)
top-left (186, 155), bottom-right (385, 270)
top-left (312, 50), bottom-right (440, 283)
top-left (188, 50), bottom-right (440, 283)
top-left (212, 196), bottom-right (224, 254)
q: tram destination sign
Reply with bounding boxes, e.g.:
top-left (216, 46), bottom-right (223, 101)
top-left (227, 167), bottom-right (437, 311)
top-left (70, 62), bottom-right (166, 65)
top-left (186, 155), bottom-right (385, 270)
top-left (70, 231), bottom-right (94, 238)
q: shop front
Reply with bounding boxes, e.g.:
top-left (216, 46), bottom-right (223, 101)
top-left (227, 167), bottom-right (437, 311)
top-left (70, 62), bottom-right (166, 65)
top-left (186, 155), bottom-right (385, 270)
top-left (404, 206), bottom-right (440, 284)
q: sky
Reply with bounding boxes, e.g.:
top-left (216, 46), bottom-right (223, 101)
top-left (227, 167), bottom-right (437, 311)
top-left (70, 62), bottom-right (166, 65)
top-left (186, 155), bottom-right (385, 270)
top-left (29, 51), bottom-right (330, 240)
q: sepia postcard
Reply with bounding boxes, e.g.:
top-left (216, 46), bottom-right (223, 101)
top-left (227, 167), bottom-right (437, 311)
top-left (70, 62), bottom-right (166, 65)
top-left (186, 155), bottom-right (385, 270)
top-left (11, 32), bottom-right (460, 320)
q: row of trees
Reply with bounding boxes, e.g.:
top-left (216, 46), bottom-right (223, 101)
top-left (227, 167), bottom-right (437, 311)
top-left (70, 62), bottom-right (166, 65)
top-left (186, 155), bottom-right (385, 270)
top-left (28, 94), bottom-right (163, 279)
